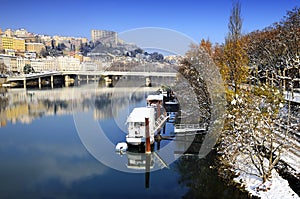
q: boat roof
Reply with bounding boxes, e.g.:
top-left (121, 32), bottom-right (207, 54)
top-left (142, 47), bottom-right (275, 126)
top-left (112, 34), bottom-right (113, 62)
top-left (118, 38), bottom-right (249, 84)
top-left (127, 107), bottom-right (154, 123)
top-left (146, 94), bottom-right (163, 101)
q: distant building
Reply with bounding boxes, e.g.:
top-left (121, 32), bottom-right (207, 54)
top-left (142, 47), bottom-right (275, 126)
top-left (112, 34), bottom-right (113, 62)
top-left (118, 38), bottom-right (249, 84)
top-left (57, 56), bottom-right (81, 71)
top-left (91, 30), bottom-right (118, 46)
top-left (0, 36), bottom-right (25, 53)
top-left (24, 52), bottom-right (36, 59)
top-left (0, 54), bottom-right (18, 72)
top-left (3, 29), bottom-right (14, 37)
top-left (25, 42), bottom-right (45, 54)
top-left (15, 28), bottom-right (31, 38)
top-left (0, 36), bottom-right (13, 50)
top-left (13, 38), bottom-right (25, 52)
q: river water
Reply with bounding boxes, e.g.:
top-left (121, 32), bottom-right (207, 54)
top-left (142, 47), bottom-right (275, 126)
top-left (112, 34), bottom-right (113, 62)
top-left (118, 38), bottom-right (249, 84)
top-left (0, 79), bottom-right (248, 199)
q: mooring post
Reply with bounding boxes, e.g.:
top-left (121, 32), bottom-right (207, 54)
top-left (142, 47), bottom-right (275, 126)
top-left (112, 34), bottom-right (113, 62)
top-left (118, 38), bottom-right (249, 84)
top-left (145, 117), bottom-right (151, 154)
top-left (157, 103), bottom-right (161, 118)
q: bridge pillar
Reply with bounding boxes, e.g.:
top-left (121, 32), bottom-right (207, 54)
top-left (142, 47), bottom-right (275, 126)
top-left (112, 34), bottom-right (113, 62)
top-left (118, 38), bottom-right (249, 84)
top-left (65, 75), bottom-right (70, 87)
top-left (87, 75), bottom-right (89, 84)
top-left (51, 75), bottom-right (54, 89)
top-left (146, 77), bottom-right (151, 87)
top-left (104, 76), bottom-right (113, 87)
top-left (38, 77), bottom-right (41, 89)
top-left (23, 79), bottom-right (26, 89)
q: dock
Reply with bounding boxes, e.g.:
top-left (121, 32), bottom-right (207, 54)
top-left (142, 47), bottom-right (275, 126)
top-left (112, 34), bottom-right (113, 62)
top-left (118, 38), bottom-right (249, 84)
top-left (174, 124), bottom-right (207, 133)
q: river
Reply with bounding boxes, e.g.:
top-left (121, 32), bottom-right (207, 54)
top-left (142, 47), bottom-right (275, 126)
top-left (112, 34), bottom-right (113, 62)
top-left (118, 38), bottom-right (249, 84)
top-left (0, 78), bottom-right (248, 199)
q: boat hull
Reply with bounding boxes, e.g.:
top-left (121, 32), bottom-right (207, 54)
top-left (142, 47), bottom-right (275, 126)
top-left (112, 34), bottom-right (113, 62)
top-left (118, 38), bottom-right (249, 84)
top-left (126, 136), bottom-right (154, 146)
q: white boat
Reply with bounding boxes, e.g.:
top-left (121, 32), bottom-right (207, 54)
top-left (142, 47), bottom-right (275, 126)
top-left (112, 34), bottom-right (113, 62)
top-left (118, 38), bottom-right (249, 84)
top-left (115, 142), bottom-right (128, 153)
top-left (126, 107), bottom-right (156, 146)
top-left (126, 105), bottom-right (169, 146)
top-left (146, 94), bottom-right (164, 106)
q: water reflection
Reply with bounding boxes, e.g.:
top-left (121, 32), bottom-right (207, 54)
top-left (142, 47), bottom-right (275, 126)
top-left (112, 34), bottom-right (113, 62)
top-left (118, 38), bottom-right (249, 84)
top-left (0, 81), bottom-right (246, 199)
top-left (175, 151), bottom-right (249, 199)
top-left (0, 83), bottom-right (153, 127)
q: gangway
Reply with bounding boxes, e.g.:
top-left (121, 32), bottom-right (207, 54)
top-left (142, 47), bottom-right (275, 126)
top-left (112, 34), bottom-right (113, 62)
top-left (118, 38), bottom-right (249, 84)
top-left (174, 124), bottom-right (207, 133)
top-left (152, 114), bottom-right (169, 134)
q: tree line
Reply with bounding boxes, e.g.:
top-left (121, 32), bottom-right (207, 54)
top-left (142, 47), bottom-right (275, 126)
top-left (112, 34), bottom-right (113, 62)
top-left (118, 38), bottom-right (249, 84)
top-left (182, 2), bottom-right (299, 187)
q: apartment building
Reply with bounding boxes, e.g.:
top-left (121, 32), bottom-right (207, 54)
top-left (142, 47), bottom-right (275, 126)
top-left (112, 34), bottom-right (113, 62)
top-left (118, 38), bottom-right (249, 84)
top-left (0, 36), bottom-right (13, 50)
top-left (91, 30), bottom-right (118, 43)
top-left (25, 42), bottom-right (45, 54)
top-left (56, 56), bottom-right (81, 71)
top-left (13, 38), bottom-right (25, 52)
top-left (15, 28), bottom-right (30, 38)
top-left (0, 54), bottom-right (18, 72)
top-left (0, 36), bottom-right (25, 53)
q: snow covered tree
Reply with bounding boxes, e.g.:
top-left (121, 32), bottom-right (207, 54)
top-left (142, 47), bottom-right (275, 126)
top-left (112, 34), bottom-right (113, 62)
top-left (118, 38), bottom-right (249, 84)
top-left (218, 84), bottom-right (287, 183)
top-left (216, 4), bottom-right (298, 187)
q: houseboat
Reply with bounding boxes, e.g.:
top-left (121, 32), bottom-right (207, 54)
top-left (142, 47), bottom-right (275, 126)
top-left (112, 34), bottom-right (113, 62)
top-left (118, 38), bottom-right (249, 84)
top-left (126, 107), bottom-right (156, 146)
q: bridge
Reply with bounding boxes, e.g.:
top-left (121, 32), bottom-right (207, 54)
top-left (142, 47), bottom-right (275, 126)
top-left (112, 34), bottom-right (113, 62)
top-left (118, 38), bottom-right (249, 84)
top-left (5, 70), bottom-right (178, 88)
top-left (62, 70), bottom-right (177, 77)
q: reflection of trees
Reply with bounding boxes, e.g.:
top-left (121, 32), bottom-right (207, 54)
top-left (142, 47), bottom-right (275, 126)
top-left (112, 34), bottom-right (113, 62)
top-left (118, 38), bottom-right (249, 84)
top-left (43, 100), bottom-right (69, 115)
top-left (94, 91), bottom-right (146, 120)
top-left (175, 151), bottom-right (249, 199)
top-left (0, 97), bottom-right (8, 111)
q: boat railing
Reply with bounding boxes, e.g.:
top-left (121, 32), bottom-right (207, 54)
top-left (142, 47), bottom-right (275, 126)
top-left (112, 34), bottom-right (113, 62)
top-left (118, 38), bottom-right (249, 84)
top-left (152, 115), bottom-right (169, 134)
top-left (174, 123), bottom-right (207, 131)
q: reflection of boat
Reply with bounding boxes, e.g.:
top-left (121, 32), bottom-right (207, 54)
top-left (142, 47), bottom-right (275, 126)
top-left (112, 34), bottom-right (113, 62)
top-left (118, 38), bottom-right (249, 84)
top-left (126, 151), bottom-right (169, 188)
top-left (126, 151), bottom-right (155, 169)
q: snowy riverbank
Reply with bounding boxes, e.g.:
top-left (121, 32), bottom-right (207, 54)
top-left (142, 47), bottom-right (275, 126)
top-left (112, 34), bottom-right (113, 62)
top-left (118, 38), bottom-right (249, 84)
top-left (233, 155), bottom-right (299, 199)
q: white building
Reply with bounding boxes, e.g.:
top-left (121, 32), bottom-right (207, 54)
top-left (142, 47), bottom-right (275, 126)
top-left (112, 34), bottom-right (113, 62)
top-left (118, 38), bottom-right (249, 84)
top-left (30, 59), bottom-right (44, 72)
top-left (56, 56), bottom-right (80, 71)
top-left (0, 54), bottom-right (18, 72)
top-left (15, 28), bottom-right (30, 38)
top-left (17, 57), bottom-right (27, 73)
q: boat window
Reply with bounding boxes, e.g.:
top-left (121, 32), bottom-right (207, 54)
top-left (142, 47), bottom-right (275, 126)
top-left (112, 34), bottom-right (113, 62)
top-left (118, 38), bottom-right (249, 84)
top-left (134, 122), bottom-right (144, 127)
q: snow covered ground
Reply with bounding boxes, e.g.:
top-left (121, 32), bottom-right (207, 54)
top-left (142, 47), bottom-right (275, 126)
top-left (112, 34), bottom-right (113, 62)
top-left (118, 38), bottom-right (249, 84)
top-left (234, 155), bottom-right (299, 199)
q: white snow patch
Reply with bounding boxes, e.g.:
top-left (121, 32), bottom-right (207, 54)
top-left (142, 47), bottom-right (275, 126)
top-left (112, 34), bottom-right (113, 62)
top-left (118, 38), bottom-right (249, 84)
top-left (234, 155), bottom-right (299, 199)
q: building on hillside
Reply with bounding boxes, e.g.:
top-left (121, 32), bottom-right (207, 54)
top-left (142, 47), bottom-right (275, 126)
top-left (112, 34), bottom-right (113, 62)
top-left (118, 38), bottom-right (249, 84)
top-left (91, 30), bottom-right (118, 46)
top-left (30, 59), bottom-right (44, 72)
top-left (15, 28), bottom-right (30, 38)
top-left (0, 36), bottom-right (25, 54)
top-left (3, 29), bottom-right (14, 37)
top-left (81, 61), bottom-right (102, 71)
top-left (43, 56), bottom-right (57, 71)
top-left (13, 38), bottom-right (25, 52)
top-left (24, 52), bottom-right (37, 59)
top-left (25, 42), bottom-right (45, 54)
top-left (0, 54), bottom-right (18, 72)
top-left (56, 56), bottom-right (80, 71)
top-left (0, 36), bottom-right (13, 51)
top-left (17, 57), bottom-right (27, 73)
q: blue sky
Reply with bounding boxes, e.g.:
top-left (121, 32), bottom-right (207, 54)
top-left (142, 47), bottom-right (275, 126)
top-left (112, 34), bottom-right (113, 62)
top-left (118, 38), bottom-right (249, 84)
top-left (0, 0), bottom-right (299, 44)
